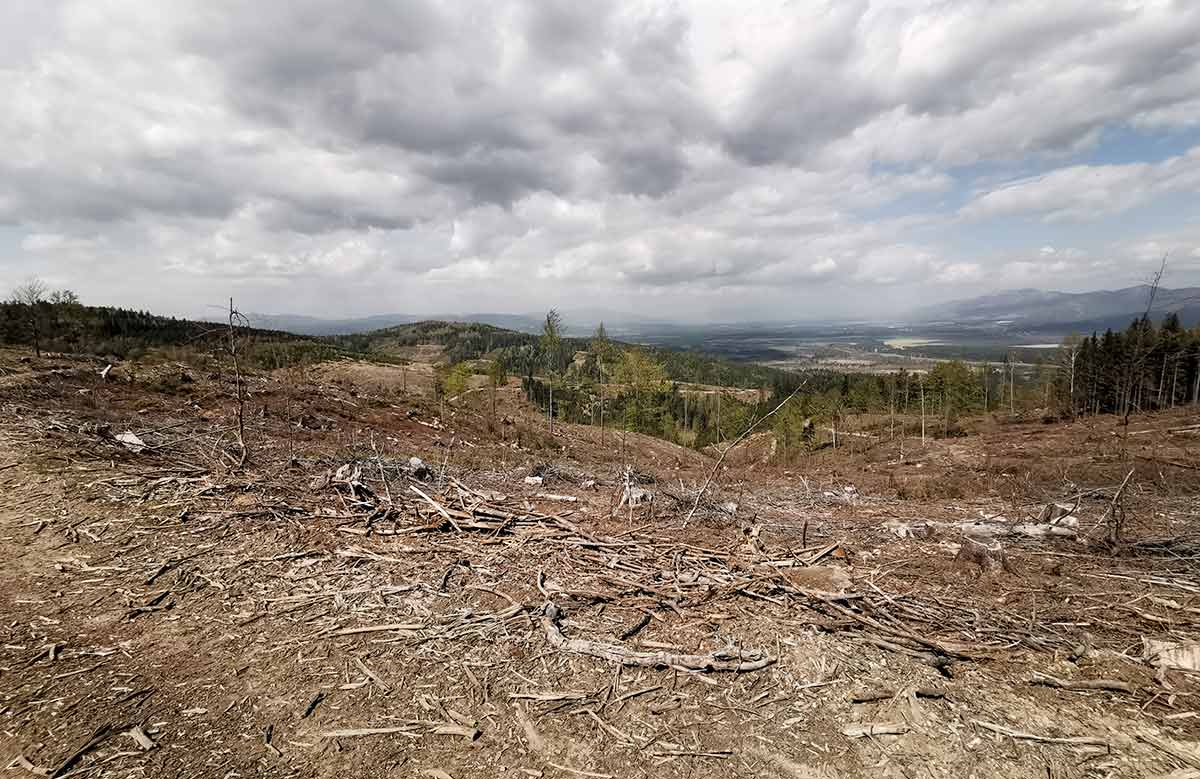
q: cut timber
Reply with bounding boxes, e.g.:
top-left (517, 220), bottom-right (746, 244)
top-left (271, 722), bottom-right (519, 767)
top-left (540, 602), bottom-right (773, 672)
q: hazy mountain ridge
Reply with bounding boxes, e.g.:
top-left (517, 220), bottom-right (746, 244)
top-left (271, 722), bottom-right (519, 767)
top-left (915, 285), bottom-right (1200, 329)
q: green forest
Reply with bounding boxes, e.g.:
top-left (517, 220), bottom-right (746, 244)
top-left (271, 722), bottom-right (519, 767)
top-left (0, 292), bottom-right (358, 369)
top-left (516, 311), bottom-right (1200, 456)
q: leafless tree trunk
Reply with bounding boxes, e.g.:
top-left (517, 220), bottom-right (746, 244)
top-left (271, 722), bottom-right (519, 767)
top-left (1009, 356), bottom-right (1015, 415)
top-left (1067, 346), bottom-right (1078, 416)
top-left (1104, 468), bottom-right (1135, 548)
top-left (716, 369), bottom-right (722, 447)
top-left (1193, 351), bottom-right (1200, 406)
top-left (598, 358), bottom-right (605, 442)
top-left (889, 377), bottom-right (896, 441)
top-left (228, 298), bottom-right (249, 467)
top-left (1171, 358), bottom-right (1179, 408)
top-left (1158, 355), bottom-right (1168, 409)
top-left (919, 377), bottom-right (926, 445)
top-left (1124, 254), bottom-right (1167, 427)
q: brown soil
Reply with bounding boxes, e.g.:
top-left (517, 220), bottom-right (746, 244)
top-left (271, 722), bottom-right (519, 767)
top-left (1, 347), bottom-right (1198, 778)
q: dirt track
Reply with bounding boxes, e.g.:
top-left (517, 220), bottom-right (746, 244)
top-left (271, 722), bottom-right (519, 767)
top-left (1, 350), bottom-right (1199, 778)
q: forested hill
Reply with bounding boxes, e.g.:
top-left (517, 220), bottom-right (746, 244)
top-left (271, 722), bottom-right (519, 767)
top-left (0, 299), bottom-right (355, 367)
top-left (331, 320), bottom-right (802, 390)
top-left (0, 298), bottom-right (802, 391)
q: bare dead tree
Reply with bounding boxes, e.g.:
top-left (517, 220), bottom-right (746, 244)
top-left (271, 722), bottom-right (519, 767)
top-left (1103, 468), bottom-right (1135, 548)
top-left (11, 277), bottom-right (49, 357)
top-left (1058, 336), bottom-right (1081, 417)
top-left (1123, 254), bottom-right (1168, 428)
top-left (228, 298), bottom-right (250, 467)
top-left (1008, 354), bottom-right (1015, 415)
top-left (686, 379), bottom-right (807, 523)
top-left (919, 375), bottom-right (926, 445)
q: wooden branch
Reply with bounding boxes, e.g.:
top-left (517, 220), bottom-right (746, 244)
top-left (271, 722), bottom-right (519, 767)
top-left (539, 603), bottom-right (773, 672)
top-left (1135, 454), bottom-right (1199, 471)
top-left (972, 720), bottom-right (1108, 747)
top-left (1029, 672), bottom-right (1132, 694)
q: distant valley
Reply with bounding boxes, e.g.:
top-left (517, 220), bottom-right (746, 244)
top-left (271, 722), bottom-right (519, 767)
top-left (245, 285), bottom-right (1200, 373)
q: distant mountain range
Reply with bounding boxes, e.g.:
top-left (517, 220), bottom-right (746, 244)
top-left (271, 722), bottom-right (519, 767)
top-left (242, 308), bottom-right (670, 337)
top-left (914, 285), bottom-right (1200, 332)
top-left (240, 284), bottom-right (1200, 339)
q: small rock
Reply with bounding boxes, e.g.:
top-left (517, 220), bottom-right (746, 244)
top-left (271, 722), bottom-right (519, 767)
top-left (115, 431), bottom-right (147, 453)
top-left (780, 565), bottom-right (853, 593)
top-left (523, 476), bottom-right (544, 487)
top-left (408, 457), bottom-right (433, 480)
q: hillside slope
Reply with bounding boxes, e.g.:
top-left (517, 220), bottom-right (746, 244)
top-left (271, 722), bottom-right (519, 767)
top-left (0, 345), bottom-right (1196, 778)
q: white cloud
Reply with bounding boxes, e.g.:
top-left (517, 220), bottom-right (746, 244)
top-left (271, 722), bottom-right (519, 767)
top-left (2, 0), bottom-right (1200, 317)
top-left (960, 147), bottom-right (1200, 222)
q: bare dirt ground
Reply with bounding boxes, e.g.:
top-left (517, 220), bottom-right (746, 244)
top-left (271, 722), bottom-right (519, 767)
top-left (1, 347), bottom-right (1199, 778)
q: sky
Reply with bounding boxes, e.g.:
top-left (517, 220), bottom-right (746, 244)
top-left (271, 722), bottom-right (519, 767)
top-left (2, 0), bottom-right (1200, 323)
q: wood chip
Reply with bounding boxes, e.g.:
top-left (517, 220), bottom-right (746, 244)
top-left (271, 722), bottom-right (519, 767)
top-left (125, 726), bottom-right (156, 751)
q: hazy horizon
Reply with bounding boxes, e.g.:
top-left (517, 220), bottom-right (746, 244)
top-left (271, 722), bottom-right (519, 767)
top-left (4, 1), bottom-right (1200, 321)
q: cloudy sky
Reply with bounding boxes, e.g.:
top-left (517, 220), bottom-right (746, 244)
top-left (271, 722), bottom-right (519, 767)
top-left (3, 0), bottom-right (1200, 322)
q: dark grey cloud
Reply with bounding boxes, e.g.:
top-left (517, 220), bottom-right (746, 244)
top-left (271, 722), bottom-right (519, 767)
top-left (0, 152), bottom-right (239, 225)
top-left (603, 141), bottom-right (689, 198)
top-left (419, 149), bottom-right (567, 208)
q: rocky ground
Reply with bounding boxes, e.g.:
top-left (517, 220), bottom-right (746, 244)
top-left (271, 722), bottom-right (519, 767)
top-left (1, 347), bottom-right (1198, 778)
